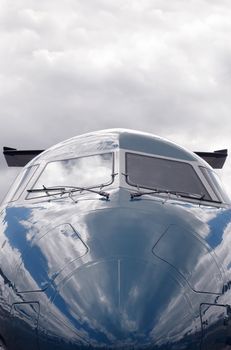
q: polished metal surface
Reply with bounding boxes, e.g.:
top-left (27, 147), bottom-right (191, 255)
top-left (0, 129), bottom-right (231, 349)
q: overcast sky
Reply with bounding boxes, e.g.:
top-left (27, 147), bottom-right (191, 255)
top-left (0, 0), bottom-right (230, 201)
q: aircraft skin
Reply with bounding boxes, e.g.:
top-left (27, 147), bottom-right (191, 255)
top-left (0, 129), bottom-right (231, 349)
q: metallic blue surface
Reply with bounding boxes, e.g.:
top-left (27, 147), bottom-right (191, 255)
top-left (0, 129), bottom-right (231, 349)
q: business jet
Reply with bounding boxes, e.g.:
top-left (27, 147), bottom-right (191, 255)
top-left (0, 129), bottom-right (230, 350)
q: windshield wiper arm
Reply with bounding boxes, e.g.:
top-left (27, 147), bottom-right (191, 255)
top-left (27, 185), bottom-right (110, 200)
top-left (130, 188), bottom-right (205, 201)
top-left (61, 185), bottom-right (110, 199)
top-left (27, 186), bottom-right (66, 198)
top-left (27, 186), bottom-right (65, 193)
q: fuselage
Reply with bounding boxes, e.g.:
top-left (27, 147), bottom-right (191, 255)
top-left (0, 129), bottom-right (231, 350)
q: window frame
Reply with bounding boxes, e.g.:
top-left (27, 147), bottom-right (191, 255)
top-left (200, 166), bottom-right (230, 204)
top-left (2, 165), bottom-right (39, 204)
top-left (123, 150), bottom-right (220, 204)
top-left (26, 152), bottom-right (115, 200)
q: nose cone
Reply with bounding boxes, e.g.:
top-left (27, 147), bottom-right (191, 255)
top-left (48, 258), bottom-right (198, 349)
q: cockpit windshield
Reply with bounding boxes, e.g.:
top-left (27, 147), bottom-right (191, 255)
top-left (126, 152), bottom-right (211, 200)
top-left (28, 153), bottom-right (113, 198)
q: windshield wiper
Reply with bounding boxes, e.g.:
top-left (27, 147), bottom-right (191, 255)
top-left (130, 188), bottom-right (207, 201)
top-left (27, 185), bottom-right (110, 200)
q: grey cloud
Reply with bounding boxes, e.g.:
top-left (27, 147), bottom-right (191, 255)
top-left (0, 0), bottom-right (231, 200)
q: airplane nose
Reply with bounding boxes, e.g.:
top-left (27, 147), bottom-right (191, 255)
top-left (45, 258), bottom-right (198, 349)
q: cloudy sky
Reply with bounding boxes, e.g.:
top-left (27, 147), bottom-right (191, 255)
top-left (0, 0), bottom-right (230, 201)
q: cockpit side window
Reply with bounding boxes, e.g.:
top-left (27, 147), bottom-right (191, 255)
top-left (200, 167), bottom-right (230, 204)
top-left (27, 153), bottom-right (114, 198)
top-left (3, 165), bottom-right (38, 203)
top-left (126, 152), bottom-right (211, 200)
